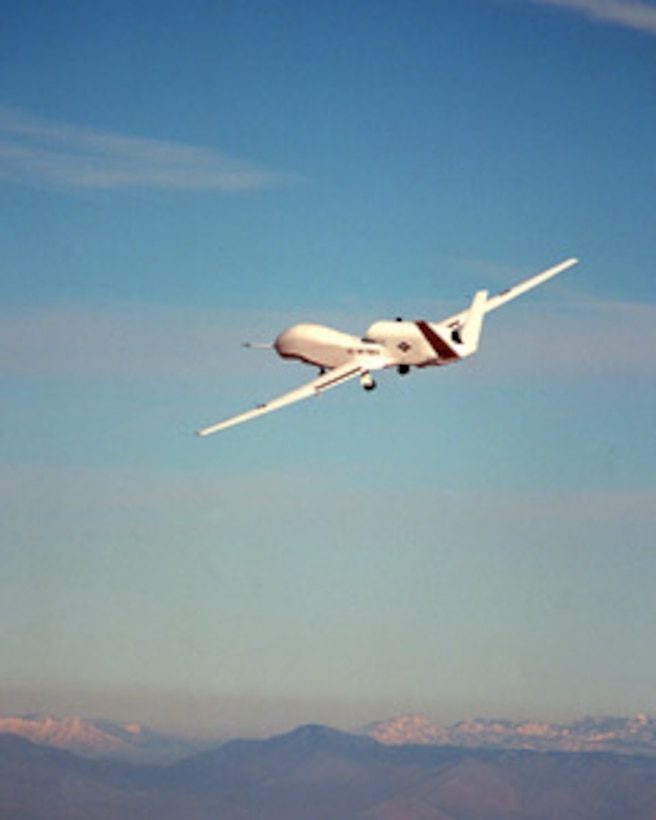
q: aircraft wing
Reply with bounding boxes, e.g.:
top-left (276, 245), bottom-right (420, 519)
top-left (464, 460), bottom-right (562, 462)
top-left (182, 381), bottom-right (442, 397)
top-left (484, 257), bottom-right (578, 313)
top-left (196, 361), bottom-right (370, 436)
top-left (441, 258), bottom-right (579, 328)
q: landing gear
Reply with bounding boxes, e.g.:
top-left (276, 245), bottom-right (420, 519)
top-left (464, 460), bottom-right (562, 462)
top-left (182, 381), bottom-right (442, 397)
top-left (397, 364), bottom-right (410, 375)
top-left (360, 372), bottom-right (376, 391)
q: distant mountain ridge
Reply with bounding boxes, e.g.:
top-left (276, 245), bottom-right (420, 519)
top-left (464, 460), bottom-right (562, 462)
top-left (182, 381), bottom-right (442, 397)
top-left (2, 712), bottom-right (656, 764)
top-left (0, 714), bottom-right (205, 763)
top-left (361, 713), bottom-right (656, 757)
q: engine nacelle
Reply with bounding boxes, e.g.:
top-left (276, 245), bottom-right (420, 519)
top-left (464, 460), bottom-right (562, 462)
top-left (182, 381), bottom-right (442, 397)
top-left (365, 320), bottom-right (437, 366)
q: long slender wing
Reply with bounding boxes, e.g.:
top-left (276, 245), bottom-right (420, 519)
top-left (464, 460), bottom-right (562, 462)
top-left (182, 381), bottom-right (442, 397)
top-left (484, 257), bottom-right (578, 313)
top-left (441, 257), bottom-right (579, 328)
top-left (196, 361), bottom-right (368, 436)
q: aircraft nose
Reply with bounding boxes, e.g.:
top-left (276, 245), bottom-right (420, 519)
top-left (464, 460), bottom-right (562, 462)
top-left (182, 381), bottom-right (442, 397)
top-left (274, 324), bottom-right (310, 358)
top-left (274, 326), bottom-right (295, 355)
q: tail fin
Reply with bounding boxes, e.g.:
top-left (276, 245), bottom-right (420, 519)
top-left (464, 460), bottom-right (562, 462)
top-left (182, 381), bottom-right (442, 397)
top-left (457, 289), bottom-right (488, 355)
top-left (417, 289), bottom-right (488, 363)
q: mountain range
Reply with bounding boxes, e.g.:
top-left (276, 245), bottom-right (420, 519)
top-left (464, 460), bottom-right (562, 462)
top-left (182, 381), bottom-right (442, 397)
top-left (2, 723), bottom-right (656, 819)
top-left (362, 713), bottom-right (656, 757)
top-left (0, 714), bottom-right (205, 763)
top-left (3, 712), bottom-right (656, 763)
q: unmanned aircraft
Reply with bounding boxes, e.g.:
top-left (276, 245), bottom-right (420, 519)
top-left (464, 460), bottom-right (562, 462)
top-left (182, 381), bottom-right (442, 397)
top-left (197, 257), bottom-right (578, 435)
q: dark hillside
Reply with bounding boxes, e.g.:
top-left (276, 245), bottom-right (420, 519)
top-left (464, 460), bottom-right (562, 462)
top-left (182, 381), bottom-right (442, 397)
top-left (3, 727), bottom-right (656, 819)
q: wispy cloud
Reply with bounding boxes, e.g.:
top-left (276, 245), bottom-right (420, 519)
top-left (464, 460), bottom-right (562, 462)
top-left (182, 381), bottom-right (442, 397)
top-left (481, 297), bottom-right (656, 380)
top-left (0, 104), bottom-right (298, 192)
top-left (526, 0), bottom-right (656, 35)
top-left (0, 298), bottom-right (654, 383)
top-left (0, 304), bottom-right (286, 380)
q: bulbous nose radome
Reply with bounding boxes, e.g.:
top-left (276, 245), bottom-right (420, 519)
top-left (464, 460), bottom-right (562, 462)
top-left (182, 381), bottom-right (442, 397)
top-left (274, 324), bottom-right (310, 359)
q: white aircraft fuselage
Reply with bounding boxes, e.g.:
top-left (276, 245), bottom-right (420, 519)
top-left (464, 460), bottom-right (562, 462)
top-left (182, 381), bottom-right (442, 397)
top-left (274, 324), bottom-right (384, 369)
top-left (275, 320), bottom-right (459, 372)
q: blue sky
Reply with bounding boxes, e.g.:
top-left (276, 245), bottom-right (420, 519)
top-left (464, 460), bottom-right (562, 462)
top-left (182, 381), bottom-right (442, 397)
top-left (1, 0), bottom-right (655, 738)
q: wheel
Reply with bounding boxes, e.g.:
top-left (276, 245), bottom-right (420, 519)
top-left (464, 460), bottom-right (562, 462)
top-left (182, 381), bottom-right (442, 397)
top-left (360, 372), bottom-right (376, 391)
